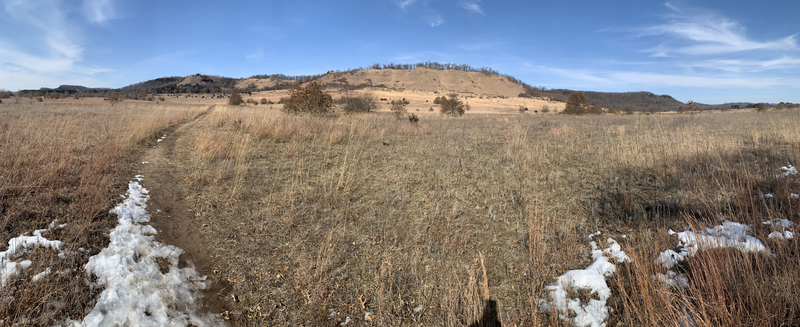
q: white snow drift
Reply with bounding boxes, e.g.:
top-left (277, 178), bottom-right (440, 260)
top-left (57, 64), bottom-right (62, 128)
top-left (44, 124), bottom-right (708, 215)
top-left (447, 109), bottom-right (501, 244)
top-left (539, 233), bottom-right (630, 327)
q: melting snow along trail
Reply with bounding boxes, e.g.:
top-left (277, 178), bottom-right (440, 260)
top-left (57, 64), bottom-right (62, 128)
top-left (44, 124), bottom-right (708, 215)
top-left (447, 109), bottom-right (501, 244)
top-left (136, 106), bottom-right (230, 314)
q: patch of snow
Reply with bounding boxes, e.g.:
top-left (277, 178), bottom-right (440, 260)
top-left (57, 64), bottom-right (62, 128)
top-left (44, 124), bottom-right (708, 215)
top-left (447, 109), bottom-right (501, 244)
top-left (339, 316), bottom-right (351, 326)
top-left (768, 231), bottom-right (794, 240)
top-left (758, 193), bottom-right (773, 199)
top-left (68, 180), bottom-right (224, 326)
top-left (777, 164), bottom-right (797, 177)
top-left (0, 226), bottom-right (65, 286)
top-left (141, 161), bottom-right (148, 164)
top-left (539, 237), bottom-right (629, 327)
top-left (655, 219), bottom-right (796, 287)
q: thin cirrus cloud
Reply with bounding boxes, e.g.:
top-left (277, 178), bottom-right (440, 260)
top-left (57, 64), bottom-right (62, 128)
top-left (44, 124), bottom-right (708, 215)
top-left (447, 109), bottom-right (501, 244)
top-left (83, 0), bottom-right (117, 24)
top-left (396, 0), bottom-right (416, 10)
top-left (639, 2), bottom-right (797, 56)
top-left (426, 14), bottom-right (444, 27)
top-left (459, 1), bottom-right (484, 15)
top-left (2, 0), bottom-right (84, 71)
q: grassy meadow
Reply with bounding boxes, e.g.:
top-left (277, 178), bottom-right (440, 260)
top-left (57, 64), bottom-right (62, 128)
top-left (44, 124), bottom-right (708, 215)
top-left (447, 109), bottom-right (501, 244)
top-left (177, 105), bottom-right (800, 326)
top-left (1, 97), bottom-right (799, 326)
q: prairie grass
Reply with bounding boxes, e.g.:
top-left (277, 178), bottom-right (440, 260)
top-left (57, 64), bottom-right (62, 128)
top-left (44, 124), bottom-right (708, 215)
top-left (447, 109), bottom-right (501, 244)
top-left (0, 102), bottom-right (206, 325)
top-left (177, 106), bottom-right (800, 326)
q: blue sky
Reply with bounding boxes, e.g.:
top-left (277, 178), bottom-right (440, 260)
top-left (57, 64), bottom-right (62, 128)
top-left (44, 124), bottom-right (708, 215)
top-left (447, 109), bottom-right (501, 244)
top-left (1, 0), bottom-right (798, 104)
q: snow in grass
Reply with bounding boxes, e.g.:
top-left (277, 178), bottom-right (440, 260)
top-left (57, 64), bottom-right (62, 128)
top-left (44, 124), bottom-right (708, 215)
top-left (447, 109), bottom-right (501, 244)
top-left (0, 222), bottom-right (67, 286)
top-left (539, 232), bottom-right (630, 327)
top-left (67, 179), bottom-right (224, 327)
top-left (777, 164), bottom-right (797, 177)
top-left (157, 134), bottom-right (167, 142)
top-left (655, 219), bottom-right (796, 287)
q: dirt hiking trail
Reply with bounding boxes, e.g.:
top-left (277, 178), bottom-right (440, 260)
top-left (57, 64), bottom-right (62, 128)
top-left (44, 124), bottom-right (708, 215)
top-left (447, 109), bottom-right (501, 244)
top-left (136, 105), bottom-right (230, 315)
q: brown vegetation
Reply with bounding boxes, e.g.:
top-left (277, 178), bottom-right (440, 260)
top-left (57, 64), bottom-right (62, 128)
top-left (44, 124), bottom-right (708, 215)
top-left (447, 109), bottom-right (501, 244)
top-left (0, 101), bottom-right (206, 325)
top-left (282, 81), bottom-right (334, 115)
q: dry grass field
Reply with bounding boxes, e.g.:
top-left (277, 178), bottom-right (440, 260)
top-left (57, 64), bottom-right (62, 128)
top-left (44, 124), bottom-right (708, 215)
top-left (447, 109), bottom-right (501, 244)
top-left (0, 99), bottom-right (207, 325)
top-left (174, 105), bottom-right (800, 326)
top-left (1, 95), bottom-right (799, 326)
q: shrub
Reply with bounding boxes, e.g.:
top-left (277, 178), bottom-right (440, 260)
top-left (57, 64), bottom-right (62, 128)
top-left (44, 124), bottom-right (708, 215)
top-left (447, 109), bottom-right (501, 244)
top-left (260, 98), bottom-right (268, 105)
top-left (408, 113), bottom-right (419, 123)
top-left (439, 94), bottom-right (465, 116)
top-left (147, 97), bottom-right (153, 101)
top-left (541, 105), bottom-right (550, 113)
top-left (159, 97), bottom-right (165, 102)
top-left (390, 98), bottom-right (410, 118)
top-left (339, 92), bottom-right (378, 114)
top-left (562, 92), bottom-right (590, 114)
top-left (36, 97), bottom-right (43, 102)
top-left (519, 105), bottom-right (528, 113)
top-left (756, 103), bottom-right (767, 112)
top-left (429, 106), bottom-right (434, 112)
top-left (229, 93), bottom-right (244, 105)
top-left (246, 98), bottom-right (257, 105)
top-left (282, 81), bottom-right (334, 115)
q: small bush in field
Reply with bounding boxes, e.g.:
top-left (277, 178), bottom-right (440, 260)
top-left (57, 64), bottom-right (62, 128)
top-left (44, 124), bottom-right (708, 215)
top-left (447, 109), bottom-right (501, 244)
top-left (159, 97), bottom-right (165, 101)
top-left (429, 106), bottom-right (434, 112)
top-left (541, 105), bottom-right (550, 113)
top-left (439, 94), bottom-right (465, 116)
top-left (229, 93), bottom-right (244, 105)
top-left (562, 92), bottom-right (590, 114)
top-left (246, 98), bottom-right (257, 105)
top-left (408, 113), bottom-right (419, 123)
top-left (260, 98), bottom-right (268, 105)
top-left (390, 98), bottom-right (410, 118)
top-left (756, 103), bottom-right (767, 112)
top-left (147, 97), bottom-right (153, 101)
top-left (339, 92), bottom-right (378, 114)
top-left (283, 81), bottom-right (334, 115)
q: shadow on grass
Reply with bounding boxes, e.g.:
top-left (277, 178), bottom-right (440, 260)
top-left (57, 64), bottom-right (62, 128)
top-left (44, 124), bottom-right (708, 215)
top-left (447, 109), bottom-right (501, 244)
top-left (469, 300), bottom-right (501, 327)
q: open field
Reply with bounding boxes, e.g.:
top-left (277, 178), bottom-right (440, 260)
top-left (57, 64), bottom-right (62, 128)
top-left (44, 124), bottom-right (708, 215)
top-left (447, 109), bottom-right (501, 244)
top-left (1, 97), bottom-right (799, 326)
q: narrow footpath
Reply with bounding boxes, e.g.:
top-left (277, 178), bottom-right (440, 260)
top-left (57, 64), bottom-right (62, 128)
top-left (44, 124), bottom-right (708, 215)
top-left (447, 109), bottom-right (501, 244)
top-left (136, 106), bottom-right (230, 314)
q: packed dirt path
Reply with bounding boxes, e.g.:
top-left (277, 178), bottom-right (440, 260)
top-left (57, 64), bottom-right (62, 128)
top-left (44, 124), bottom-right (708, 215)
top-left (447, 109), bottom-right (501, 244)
top-left (135, 105), bottom-right (230, 315)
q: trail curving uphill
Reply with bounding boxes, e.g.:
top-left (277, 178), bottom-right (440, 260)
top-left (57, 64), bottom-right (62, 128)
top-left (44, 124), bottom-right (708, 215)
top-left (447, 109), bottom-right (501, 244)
top-left (136, 105), bottom-right (230, 315)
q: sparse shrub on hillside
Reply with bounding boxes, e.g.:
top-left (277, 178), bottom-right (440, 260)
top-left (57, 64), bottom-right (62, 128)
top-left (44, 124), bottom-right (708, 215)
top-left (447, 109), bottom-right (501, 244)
top-left (756, 103), bottom-right (767, 112)
top-left (390, 98), bottom-right (410, 118)
top-left (260, 98), bottom-right (268, 105)
top-left (541, 105), bottom-right (550, 113)
top-left (147, 97), bottom-right (153, 101)
top-left (339, 92), bottom-right (378, 114)
top-left (107, 93), bottom-right (122, 105)
top-left (439, 94), bottom-right (466, 116)
top-left (246, 98), bottom-right (257, 105)
top-left (678, 100), bottom-right (699, 113)
top-left (433, 96), bottom-right (444, 105)
top-left (408, 113), bottom-right (419, 123)
top-left (36, 97), bottom-right (43, 103)
top-left (519, 105), bottom-right (528, 113)
top-left (159, 97), bottom-right (165, 102)
top-left (282, 81), bottom-right (334, 115)
top-left (562, 92), bottom-right (590, 114)
top-left (429, 106), bottom-right (434, 112)
top-left (229, 93), bottom-right (244, 105)
top-left (0, 90), bottom-right (12, 99)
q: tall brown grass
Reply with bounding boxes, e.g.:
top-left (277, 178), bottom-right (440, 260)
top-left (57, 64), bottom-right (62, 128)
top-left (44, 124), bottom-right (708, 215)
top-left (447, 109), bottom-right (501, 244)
top-left (0, 102), bottom-right (206, 325)
top-left (174, 108), bottom-right (800, 326)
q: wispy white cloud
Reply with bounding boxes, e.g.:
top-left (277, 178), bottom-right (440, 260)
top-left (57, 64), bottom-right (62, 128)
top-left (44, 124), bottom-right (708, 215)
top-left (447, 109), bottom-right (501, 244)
top-left (639, 2), bottom-right (797, 56)
top-left (459, 1), bottom-right (484, 15)
top-left (246, 49), bottom-right (264, 60)
top-left (83, 0), bottom-right (117, 24)
top-left (250, 26), bottom-right (285, 40)
top-left (678, 56), bottom-right (800, 73)
top-left (0, 0), bottom-right (112, 89)
top-left (396, 0), bottom-right (416, 10)
top-left (426, 14), bottom-right (444, 27)
top-left (2, 0), bottom-right (84, 71)
top-left (537, 65), bottom-right (797, 89)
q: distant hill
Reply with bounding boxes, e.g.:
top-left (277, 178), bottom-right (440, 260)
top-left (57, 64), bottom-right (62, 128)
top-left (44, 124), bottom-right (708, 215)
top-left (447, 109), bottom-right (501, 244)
top-left (315, 67), bottom-right (529, 98)
top-left (14, 62), bottom-right (715, 111)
